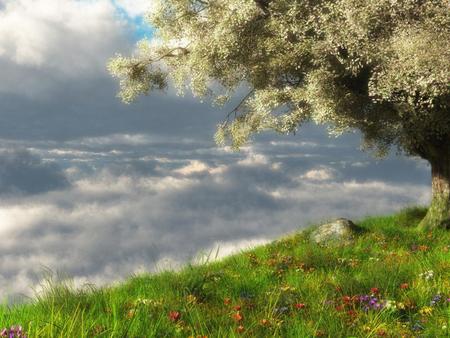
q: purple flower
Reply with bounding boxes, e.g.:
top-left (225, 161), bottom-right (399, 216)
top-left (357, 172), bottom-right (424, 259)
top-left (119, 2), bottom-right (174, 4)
top-left (359, 295), bottom-right (369, 302)
top-left (359, 295), bottom-right (384, 311)
top-left (0, 326), bottom-right (26, 338)
top-left (430, 294), bottom-right (442, 306)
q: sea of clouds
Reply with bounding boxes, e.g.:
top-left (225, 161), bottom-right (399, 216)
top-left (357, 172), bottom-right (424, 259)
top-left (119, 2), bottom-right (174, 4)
top-left (0, 0), bottom-right (431, 303)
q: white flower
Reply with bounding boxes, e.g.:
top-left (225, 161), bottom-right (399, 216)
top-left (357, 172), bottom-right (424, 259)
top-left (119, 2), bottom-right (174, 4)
top-left (419, 270), bottom-right (434, 280)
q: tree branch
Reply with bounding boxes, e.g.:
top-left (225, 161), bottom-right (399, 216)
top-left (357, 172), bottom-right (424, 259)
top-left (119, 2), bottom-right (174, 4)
top-left (223, 89), bottom-right (255, 126)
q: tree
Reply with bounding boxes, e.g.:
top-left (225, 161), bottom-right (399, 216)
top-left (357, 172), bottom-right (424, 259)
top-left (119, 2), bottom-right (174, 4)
top-left (108, 0), bottom-right (450, 230)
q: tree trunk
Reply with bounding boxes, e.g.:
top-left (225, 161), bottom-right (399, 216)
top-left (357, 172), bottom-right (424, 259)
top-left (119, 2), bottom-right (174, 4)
top-left (419, 151), bottom-right (450, 230)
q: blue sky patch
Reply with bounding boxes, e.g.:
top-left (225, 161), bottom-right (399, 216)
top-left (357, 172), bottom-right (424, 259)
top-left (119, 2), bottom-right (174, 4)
top-left (112, 0), bottom-right (154, 41)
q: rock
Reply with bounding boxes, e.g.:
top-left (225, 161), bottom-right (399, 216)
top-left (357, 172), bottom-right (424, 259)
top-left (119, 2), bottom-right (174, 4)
top-left (310, 218), bottom-right (360, 245)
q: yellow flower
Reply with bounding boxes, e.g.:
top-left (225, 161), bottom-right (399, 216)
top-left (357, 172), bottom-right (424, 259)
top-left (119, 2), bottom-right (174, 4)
top-left (186, 294), bottom-right (197, 304)
top-left (396, 302), bottom-right (406, 310)
top-left (419, 306), bottom-right (433, 316)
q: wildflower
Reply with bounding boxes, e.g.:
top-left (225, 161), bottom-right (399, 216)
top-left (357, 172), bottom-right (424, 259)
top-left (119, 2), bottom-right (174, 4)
top-left (370, 287), bottom-right (380, 295)
top-left (342, 296), bottom-right (351, 304)
top-left (347, 310), bottom-right (357, 318)
top-left (233, 305), bottom-right (241, 311)
top-left (384, 300), bottom-right (396, 310)
top-left (335, 305), bottom-right (344, 311)
top-left (359, 295), bottom-right (384, 311)
top-left (359, 295), bottom-right (370, 302)
top-left (232, 312), bottom-right (243, 322)
top-left (396, 302), bottom-right (406, 310)
top-left (224, 298), bottom-right (231, 305)
top-left (419, 306), bottom-right (433, 316)
top-left (294, 303), bottom-right (306, 310)
top-left (418, 245), bottom-right (429, 252)
top-left (186, 294), bottom-right (197, 304)
top-left (260, 319), bottom-right (269, 326)
top-left (169, 311), bottom-right (181, 322)
top-left (400, 283), bottom-right (409, 290)
top-left (419, 270), bottom-right (434, 280)
top-left (430, 294), bottom-right (442, 306)
top-left (0, 326), bottom-right (26, 338)
top-left (236, 325), bottom-right (245, 333)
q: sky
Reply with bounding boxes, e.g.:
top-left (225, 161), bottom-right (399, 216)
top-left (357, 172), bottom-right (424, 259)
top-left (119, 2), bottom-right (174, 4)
top-left (0, 0), bottom-right (431, 304)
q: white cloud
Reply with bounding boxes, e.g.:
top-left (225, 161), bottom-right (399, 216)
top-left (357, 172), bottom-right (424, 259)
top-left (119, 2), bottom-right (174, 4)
top-left (237, 152), bottom-right (269, 166)
top-left (301, 167), bottom-right (336, 181)
top-left (0, 158), bottom-right (430, 304)
top-left (174, 160), bottom-right (209, 175)
top-left (0, 0), bottom-right (130, 96)
top-left (115, 0), bottom-right (152, 18)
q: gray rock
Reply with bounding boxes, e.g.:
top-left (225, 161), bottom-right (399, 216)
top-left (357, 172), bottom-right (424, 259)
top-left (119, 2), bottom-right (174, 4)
top-left (310, 218), bottom-right (360, 245)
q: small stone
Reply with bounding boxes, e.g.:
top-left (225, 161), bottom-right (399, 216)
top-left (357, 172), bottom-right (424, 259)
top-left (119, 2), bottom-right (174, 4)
top-left (310, 218), bottom-right (361, 245)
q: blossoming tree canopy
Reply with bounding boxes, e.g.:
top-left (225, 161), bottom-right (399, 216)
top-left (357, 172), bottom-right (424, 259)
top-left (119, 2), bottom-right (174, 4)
top-left (108, 0), bottom-right (450, 230)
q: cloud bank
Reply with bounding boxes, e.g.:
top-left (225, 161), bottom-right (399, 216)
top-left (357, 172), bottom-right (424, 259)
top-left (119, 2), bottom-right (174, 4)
top-left (0, 1), bottom-right (432, 305)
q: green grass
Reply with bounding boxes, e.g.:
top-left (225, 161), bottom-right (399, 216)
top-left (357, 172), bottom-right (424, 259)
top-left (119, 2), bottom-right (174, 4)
top-left (1, 207), bottom-right (449, 337)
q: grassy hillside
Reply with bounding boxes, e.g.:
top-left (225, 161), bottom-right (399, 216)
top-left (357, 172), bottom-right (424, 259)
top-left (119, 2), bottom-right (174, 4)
top-left (1, 208), bottom-right (449, 337)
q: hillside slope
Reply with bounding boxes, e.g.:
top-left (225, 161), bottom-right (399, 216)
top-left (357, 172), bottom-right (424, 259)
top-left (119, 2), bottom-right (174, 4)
top-left (1, 207), bottom-right (449, 337)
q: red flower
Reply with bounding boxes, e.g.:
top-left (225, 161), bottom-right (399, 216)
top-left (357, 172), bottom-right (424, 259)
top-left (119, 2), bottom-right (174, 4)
top-left (233, 305), bottom-right (241, 311)
top-left (260, 319), bottom-right (269, 326)
top-left (224, 298), bottom-right (231, 305)
top-left (232, 312), bottom-right (244, 322)
top-left (371, 287), bottom-right (379, 294)
top-left (342, 296), bottom-right (351, 304)
top-left (168, 311), bottom-right (181, 322)
top-left (294, 303), bottom-right (306, 310)
top-left (347, 310), bottom-right (357, 318)
top-left (237, 325), bottom-right (245, 333)
top-left (335, 305), bottom-right (344, 311)
top-left (400, 283), bottom-right (409, 290)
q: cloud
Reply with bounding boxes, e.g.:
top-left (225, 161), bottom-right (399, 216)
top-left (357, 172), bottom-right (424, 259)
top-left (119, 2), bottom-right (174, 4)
top-left (114, 0), bottom-right (152, 18)
top-left (0, 142), bottom-right (431, 304)
top-left (301, 167), bottom-right (336, 181)
top-left (174, 160), bottom-right (210, 175)
top-left (0, 0), bottom-right (131, 97)
top-left (0, 0), bottom-right (434, 308)
top-left (0, 150), bottom-right (69, 196)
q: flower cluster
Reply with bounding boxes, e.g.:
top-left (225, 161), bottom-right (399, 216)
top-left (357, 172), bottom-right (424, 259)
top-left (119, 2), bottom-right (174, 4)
top-left (419, 270), bottom-right (434, 280)
top-left (430, 294), bottom-right (442, 306)
top-left (0, 326), bottom-right (26, 338)
top-left (359, 295), bottom-right (384, 311)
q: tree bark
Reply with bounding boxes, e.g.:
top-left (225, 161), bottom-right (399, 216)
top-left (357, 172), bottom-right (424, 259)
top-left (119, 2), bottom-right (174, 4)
top-left (419, 146), bottom-right (450, 230)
